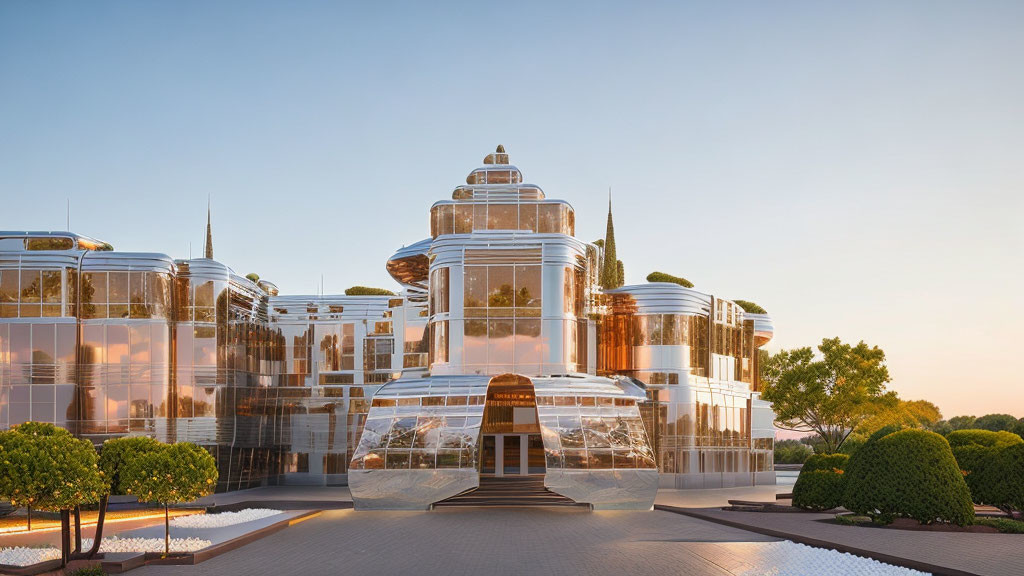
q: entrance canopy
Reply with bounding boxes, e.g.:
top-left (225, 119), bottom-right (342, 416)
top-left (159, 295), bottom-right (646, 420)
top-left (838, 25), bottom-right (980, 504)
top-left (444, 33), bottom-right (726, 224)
top-left (348, 374), bottom-right (658, 510)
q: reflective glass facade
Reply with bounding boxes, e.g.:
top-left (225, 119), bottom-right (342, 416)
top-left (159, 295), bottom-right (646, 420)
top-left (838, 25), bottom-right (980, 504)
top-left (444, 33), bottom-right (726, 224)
top-left (1, 146), bottom-right (775, 503)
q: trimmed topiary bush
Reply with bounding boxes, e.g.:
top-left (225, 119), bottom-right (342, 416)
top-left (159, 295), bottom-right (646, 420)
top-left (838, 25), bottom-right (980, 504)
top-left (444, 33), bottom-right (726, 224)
top-left (842, 429), bottom-right (973, 525)
top-left (793, 471), bottom-right (846, 511)
top-left (971, 443), bottom-right (1024, 515)
top-left (792, 453), bottom-right (849, 511)
top-left (947, 429), bottom-right (1022, 450)
top-left (645, 271), bottom-right (693, 288)
top-left (801, 453), bottom-right (849, 473)
top-left (947, 429), bottom-right (1022, 500)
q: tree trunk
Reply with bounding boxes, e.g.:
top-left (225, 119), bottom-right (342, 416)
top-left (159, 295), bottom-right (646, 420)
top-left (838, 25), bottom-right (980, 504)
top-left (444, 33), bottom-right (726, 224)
top-left (164, 504), bottom-right (170, 555)
top-left (78, 494), bottom-right (107, 560)
top-left (26, 504), bottom-right (31, 531)
top-left (73, 505), bottom-right (82, 553)
top-left (60, 509), bottom-right (71, 568)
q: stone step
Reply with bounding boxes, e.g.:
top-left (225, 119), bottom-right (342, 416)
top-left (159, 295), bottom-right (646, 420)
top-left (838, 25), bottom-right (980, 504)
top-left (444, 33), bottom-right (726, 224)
top-left (434, 477), bottom-right (587, 508)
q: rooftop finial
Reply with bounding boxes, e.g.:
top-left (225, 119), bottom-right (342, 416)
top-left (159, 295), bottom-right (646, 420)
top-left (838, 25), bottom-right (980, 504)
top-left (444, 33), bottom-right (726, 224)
top-left (484, 145), bottom-right (510, 165)
top-left (204, 196), bottom-right (214, 259)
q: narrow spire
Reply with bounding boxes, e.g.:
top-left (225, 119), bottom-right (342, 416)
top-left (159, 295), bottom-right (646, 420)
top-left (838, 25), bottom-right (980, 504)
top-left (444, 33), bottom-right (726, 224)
top-left (600, 187), bottom-right (621, 289)
top-left (204, 196), bottom-right (214, 259)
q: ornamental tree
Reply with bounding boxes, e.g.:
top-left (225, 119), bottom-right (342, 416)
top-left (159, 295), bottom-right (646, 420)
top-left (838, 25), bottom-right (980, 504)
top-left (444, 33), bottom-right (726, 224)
top-left (122, 442), bottom-right (218, 554)
top-left (99, 436), bottom-right (163, 495)
top-left (760, 337), bottom-right (895, 454)
top-left (0, 422), bottom-right (105, 530)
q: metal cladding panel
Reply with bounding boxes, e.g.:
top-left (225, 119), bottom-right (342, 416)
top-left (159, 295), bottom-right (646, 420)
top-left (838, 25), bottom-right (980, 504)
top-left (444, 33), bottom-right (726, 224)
top-left (531, 374), bottom-right (646, 400)
top-left (604, 282), bottom-right (712, 316)
top-left (82, 252), bottom-right (177, 274)
top-left (544, 469), bottom-right (659, 510)
top-left (0, 251), bottom-right (84, 270)
top-left (349, 469), bottom-right (478, 510)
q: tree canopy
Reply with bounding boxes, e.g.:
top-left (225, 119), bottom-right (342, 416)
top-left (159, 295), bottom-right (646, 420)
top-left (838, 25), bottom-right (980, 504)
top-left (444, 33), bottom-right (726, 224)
top-left (123, 442), bottom-right (218, 554)
top-left (760, 337), bottom-right (894, 453)
top-left (0, 422), bottom-right (106, 513)
top-left (99, 436), bottom-right (163, 495)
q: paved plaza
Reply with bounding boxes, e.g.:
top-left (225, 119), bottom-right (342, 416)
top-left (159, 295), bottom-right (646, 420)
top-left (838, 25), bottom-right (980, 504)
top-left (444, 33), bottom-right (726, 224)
top-left (132, 508), bottom-right (788, 576)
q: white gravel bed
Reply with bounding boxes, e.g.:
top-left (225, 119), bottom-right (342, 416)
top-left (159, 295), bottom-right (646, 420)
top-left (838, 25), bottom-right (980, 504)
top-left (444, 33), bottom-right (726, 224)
top-left (734, 541), bottom-right (930, 575)
top-left (81, 536), bottom-right (213, 553)
top-left (0, 546), bottom-right (61, 566)
top-left (0, 536), bottom-right (214, 566)
top-left (170, 508), bottom-right (282, 529)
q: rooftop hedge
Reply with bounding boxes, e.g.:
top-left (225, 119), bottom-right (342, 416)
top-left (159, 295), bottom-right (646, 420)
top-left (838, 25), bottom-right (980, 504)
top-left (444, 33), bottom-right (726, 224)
top-left (345, 286), bottom-right (396, 296)
top-left (646, 271), bottom-right (693, 288)
top-left (733, 299), bottom-right (767, 314)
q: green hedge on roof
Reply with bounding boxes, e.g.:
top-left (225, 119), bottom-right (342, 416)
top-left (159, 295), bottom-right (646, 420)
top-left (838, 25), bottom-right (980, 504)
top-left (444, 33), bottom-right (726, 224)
top-left (733, 299), bottom-right (767, 314)
top-left (345, 286), bottom-right (396, 296)
top-left (646, 271), bottom-right (693, 288)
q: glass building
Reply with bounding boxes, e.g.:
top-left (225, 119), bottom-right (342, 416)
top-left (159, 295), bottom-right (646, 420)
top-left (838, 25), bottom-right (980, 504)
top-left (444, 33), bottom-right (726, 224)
top-left (0, 146), bottom-right (775, 508)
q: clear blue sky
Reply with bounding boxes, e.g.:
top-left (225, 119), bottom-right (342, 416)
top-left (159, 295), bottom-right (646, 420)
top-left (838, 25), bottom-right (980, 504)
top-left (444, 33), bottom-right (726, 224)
top-left (2, 1), bottom-right (1022, 419)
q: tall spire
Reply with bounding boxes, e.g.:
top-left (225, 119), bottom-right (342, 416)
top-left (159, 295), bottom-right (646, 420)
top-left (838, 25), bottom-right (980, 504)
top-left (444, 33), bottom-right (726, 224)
top-left (204, 196), bottom-right (214, 259)
top-left (600, 187), bottom-right (621, 289)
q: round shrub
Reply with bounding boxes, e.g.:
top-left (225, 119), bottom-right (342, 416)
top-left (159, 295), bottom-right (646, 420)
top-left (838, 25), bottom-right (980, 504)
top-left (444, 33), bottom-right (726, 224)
top-left (793, 470), bottom-right (846, 511)
top-left (801, 453), bottom-right (849, 473)
top-left (843, 429), bottom-right (973, 525)
top-left (99, 436), bottom-right (163, 495)
top-left (947, 429), bottom-right (1022, 500)
top-left (947, 429), bottom-right (1022, 449)
top-left (971, 443), bottom-right (1024, 514)
top-left (792, 454), bottom-right (849, 511)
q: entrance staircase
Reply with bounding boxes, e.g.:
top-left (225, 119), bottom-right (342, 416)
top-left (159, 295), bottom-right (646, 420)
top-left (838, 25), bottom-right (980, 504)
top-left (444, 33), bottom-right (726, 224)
top-left (433, 476), bottom-right (586, 508)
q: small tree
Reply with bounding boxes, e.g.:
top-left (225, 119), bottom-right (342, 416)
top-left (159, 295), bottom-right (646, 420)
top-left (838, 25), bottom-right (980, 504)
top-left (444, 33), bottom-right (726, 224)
top-left (123, 443), bottom-right (218, 555)
top-left (760, 338), bottom-right (895, 453)
top-left (99, 436), bottom-right (163, 495)
top-left (0, 422), bottom-right (106, 565)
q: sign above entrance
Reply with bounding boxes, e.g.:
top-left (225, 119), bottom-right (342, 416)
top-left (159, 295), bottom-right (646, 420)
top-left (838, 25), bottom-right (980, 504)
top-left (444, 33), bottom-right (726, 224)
top-left (487, 390), bottom-right (536, 408)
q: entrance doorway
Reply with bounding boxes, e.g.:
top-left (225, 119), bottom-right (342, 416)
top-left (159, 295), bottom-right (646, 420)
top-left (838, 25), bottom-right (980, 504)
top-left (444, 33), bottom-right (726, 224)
top-left (481, 434), bottom-right (545, 476)
top-left (480, 374), bottom-right (545, 477)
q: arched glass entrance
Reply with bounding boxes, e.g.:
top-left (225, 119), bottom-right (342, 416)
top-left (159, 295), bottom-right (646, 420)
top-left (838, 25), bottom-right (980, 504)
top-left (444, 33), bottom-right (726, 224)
top-left (480, 374), bottom-right (545, 476)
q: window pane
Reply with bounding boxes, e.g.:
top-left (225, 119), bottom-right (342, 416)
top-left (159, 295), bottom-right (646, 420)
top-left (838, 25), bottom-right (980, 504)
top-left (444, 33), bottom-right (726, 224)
top-left (514, 266), bottom-right (541, 309)
top-left (464, 319), bottom-right (487, 365)
top-left (464, 266), bottom-right (487, 308)
top-left (83, 272), bottom-right (107, 306)
top-left (107, 325), bottom-right (129, 364)
top-left (20, 271), bottom-right (41, 303)
top-left (454, 204), bottom-right (473, 234)
top-left (108, 272), bottom-right (129, 303)
top-left (487, 266), bottom-right (514, 308)
top-left (487, 204), bottom-right (517, 230)
top-left (518, 204), bottom-right (537, 232)
top-left (538, 204), bottom-right (560, 233)
top-left (32, 324), bottom-right (55, 363)
top-left (41, 271), bottom-right (61, 303)
top-left (0, 270), bottom-right (18, 303)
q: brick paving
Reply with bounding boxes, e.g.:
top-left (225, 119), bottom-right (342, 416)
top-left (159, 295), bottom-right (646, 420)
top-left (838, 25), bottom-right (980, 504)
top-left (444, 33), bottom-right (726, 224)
top-left (132, 508), bottom-right (782, 576)
top-left (661, 506), bottom-right (1024, 576)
